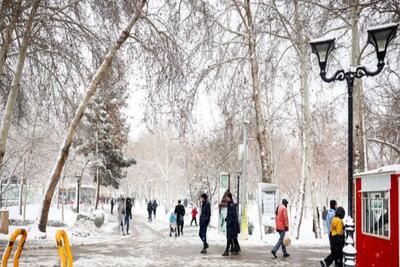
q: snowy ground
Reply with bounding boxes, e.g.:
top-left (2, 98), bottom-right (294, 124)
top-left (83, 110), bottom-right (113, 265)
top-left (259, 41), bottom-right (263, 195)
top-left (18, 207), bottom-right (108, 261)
top-left (1, 202), bottom-right (329, 266)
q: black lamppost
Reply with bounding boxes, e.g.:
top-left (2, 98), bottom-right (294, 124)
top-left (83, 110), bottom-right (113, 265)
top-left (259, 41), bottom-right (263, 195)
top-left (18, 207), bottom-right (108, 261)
top-left (310, 23), bottom-right (398, 218)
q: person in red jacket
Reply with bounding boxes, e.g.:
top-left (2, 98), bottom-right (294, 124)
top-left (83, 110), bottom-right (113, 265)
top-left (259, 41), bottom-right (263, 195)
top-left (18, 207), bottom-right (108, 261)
top-left (271, 199), bottom-right (290, 258)
top-left (190, 206), bottom-right (198, 226)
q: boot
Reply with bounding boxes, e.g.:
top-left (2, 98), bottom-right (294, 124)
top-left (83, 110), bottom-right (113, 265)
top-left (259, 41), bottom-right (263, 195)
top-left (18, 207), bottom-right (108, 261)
top-left (200, 248), bottom-right (207, 254)
top-left (222, 250), bottom-right (229, 256)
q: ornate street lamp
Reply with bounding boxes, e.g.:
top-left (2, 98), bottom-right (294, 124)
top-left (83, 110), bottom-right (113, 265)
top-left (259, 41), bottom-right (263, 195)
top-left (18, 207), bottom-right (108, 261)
top-left (310, 22), bottom-right (398, 218)
top-left (311, 23), bottom-right (398, 266)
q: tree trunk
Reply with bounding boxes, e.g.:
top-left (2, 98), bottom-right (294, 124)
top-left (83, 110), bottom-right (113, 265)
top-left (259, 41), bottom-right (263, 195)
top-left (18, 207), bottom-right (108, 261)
top-left (23, 181), bottom-right (28, 223)
top-left (38, 0), bottom-right (147, 232)
top-left (244, 1), bottom-right (273, 183)
top-left (95, 172), bottom-right (100, 210)
top-left (0, 0), bottom-right (40, 166)
top-left (18, 179), bottom-right (23, 216)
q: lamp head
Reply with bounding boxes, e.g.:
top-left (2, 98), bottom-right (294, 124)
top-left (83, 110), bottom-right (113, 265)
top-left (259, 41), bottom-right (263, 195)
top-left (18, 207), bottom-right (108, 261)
top-left (367, 23), bottom-right (398, 64)
top-left (310, 38), bottom-right (336, 73)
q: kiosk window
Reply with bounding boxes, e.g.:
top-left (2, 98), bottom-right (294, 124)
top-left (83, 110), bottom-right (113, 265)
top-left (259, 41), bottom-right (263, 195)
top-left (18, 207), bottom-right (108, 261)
top-left (362, 191), bottom-right (389, 238)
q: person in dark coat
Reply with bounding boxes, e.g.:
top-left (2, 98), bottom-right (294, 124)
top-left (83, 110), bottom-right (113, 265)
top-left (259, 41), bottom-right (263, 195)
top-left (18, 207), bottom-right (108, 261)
top-left (152, 200), bottom-right (158, 218)
top-left (222, 192), bottom-right (240, 256)
top-left (147, 200), bottom-right (153, 222)
top-left (199, 193), bottom-right (211, 254)
top-left (110, 198), bottom-right (115, 215)
top-left (174, 200), bottom-right (186, 236)
top-left (125, 198), bottom-right (133, 234)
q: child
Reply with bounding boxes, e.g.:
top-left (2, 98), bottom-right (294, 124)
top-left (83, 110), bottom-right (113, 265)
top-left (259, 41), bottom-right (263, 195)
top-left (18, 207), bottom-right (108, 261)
top-left (169, 212), bottom-right (178, 237)
top-left (320, 206), bottom-right (345, 267)
top-left (190, 206), bottom-right (198, 226)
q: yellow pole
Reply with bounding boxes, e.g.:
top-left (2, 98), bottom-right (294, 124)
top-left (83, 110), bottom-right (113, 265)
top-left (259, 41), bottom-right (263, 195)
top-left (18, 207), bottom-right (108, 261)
top-left (1, 228), bottom-right (28, 267)
top-left (55, 230), bottom-right (73, 267)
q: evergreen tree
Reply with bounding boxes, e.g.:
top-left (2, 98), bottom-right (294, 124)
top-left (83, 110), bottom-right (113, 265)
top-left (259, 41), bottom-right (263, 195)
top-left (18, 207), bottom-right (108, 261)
top-left (76, 72), bottom-right (135, 208)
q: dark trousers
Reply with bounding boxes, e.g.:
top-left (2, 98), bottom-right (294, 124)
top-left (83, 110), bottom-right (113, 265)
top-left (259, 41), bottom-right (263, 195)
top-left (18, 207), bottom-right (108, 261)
top-left (324, 236), bottom-right (344, 267)
top-left (233, 238), bottom-right (240, 251)
top-left (190, 217), bottom-right (197, 226)
top-left (153, 209), bottom-right (157, 218)
top-left (225, 239), bottom-right (234, 251)
top-left (272, 230), bottom-right (287, 255)
top-left (177, 221), bottom-right (184, 235)
top-left (111, 205), bottom-right (114, 214)
top-left (199, 224), bottom-right (208, 248)
top-left (148, 211), bottom-right (152, 222)
top-left (125, 215), bottom-right (130, 233)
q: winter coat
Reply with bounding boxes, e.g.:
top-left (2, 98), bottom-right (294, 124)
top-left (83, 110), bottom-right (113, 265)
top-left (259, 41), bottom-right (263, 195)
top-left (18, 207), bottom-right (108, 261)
top-left (174, 204), bottom-right (186, 223)
top-left (152, 201), bottom-right (158, 211)
top-left (191, 208), bottom-right (198, 218)
top-left (117, 202), bottom-right (125, 222)
top-left (226, 201), bottom-right (239, 240)
top-left (125, 199), bottom-right (132, 218)
top-left (326, 209), bottom-right (336, 233)
top-left (200, 201), bottom-right (211, 226)
top-left (275, 204), bottom-right (289, 231)
top-left (169, 213), bottom-right (177, 224)
top-left (147, 202), bottom-right (153, 212)
top-left (322, 209), bottom-right (328, 221)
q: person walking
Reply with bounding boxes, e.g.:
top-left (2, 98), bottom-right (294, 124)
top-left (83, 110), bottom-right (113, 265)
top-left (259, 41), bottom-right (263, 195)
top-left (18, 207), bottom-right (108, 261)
top-left (222, 193), bottom-right (240, 256)
top-left (174, 200), bottom-right (186, 236)
top-left (320, 207), bottom-right (346, 267)
top-left (322, 206), bottom-right (328, 234)
top-left (117, 198), bottom-right (126, 235)
top-left (326, 200), bottom-right (337, 242)
top-left (125, 198), bottom-right (132, 235)
top-left (152, 199), bottom-right (158, 219)
top-left (147, 200), bottom-right (153, 222)
top-left (199, 193), bottom-right (211, 254)
top-left (190, 206), bottom-right (198, 226)
top-left (110, 198), bottom-right (115, 215)
top-left (271, 199), bottom-right (290, 258)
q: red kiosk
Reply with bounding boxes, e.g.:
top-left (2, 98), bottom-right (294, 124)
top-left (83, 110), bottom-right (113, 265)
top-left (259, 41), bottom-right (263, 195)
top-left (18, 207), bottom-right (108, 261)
top-left (355, 165), bottom-right (400, 267)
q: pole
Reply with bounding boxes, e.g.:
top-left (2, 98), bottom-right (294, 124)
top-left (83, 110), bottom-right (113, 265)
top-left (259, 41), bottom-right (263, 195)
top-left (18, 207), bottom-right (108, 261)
top-left (346, 75), bottom-right (354, 217)
top-left (242, 112), bottom-right (248, 216)
top-left (76, 176), bottom-right (81, 214)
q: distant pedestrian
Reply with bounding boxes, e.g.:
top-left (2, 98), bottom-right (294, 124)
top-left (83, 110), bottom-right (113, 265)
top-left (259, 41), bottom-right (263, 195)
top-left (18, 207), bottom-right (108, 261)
top-left (147, 200), bottom-right (153, 222)
top-left (271, 199), bottom-right (290, 258)
top-left (326, 200), bottom-right (337, 240)
top-left (322, 206), bottom-right (328, 234)
top-left (222, 193), bottom-right (240, 256)
top-left (125, 198), bottom-right (133, 235)
top-left (169, 211), bottom-right (177, 237)
top-left (320, 207), bottom-right (345, 267)
top-left (117, 198), bottom-right (126, 235)
top-left (191, 206), bottom-right (198, 226)
top-left (110, 198), bottom-right (115, 215)
top-left (199, 193), bottom-right (211, 254)
top-left (174, 200), bottom-right (186, 236)
top-left (152, 200), bottom-right (158, 218)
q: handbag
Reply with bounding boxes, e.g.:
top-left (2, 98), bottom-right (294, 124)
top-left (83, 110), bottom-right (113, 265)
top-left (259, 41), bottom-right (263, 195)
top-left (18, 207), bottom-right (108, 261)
top-left (283, 232), bottom-right (291, 247)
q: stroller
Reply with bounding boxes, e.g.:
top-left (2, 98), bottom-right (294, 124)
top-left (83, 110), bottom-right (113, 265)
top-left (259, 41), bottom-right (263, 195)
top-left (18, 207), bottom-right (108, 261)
top-left (169, 212), bottom-right (178, 237)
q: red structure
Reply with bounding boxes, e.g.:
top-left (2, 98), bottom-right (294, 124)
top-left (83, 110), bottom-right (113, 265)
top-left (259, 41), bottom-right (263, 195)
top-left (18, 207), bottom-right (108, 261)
top-left (355, 165), bottom-right (400, 267)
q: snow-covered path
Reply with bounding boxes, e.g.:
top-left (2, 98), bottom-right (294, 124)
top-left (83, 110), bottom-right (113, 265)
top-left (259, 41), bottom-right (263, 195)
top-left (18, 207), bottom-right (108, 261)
top-left (15, 209), bottom-right (328, 266)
